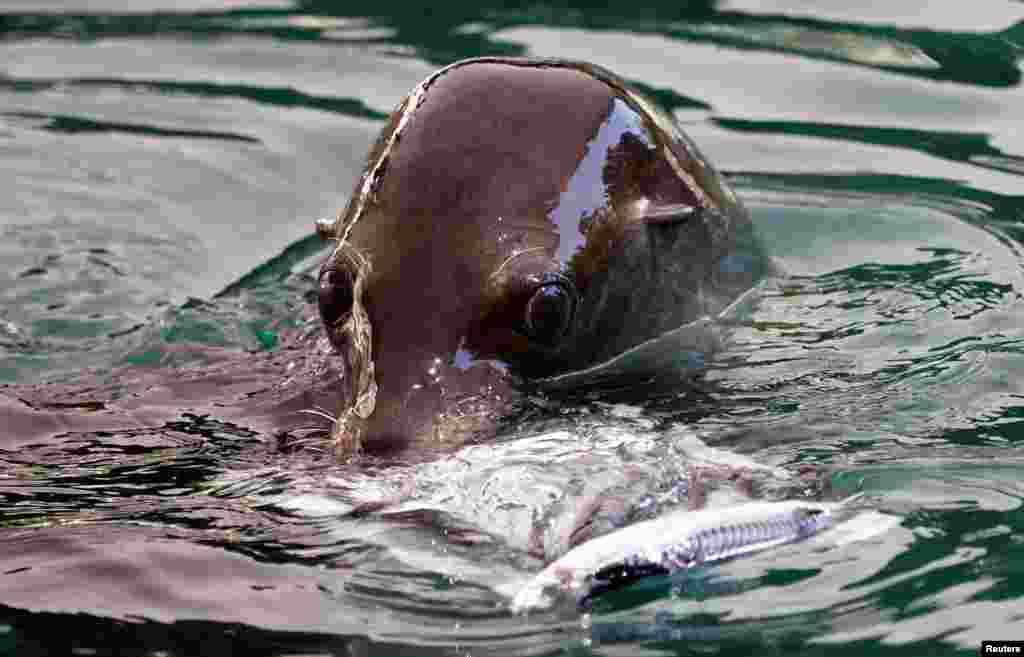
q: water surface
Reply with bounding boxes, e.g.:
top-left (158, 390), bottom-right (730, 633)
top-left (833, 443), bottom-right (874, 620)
top-left (2, 1), bottom-right (1024, 655)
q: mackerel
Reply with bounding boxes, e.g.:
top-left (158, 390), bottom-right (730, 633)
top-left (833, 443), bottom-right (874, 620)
top-left (511, 498), bottom-right (854, 612)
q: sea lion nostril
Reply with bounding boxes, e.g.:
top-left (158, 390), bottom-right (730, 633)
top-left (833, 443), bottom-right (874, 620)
top-left (318, 268), bottom-right (355, 326)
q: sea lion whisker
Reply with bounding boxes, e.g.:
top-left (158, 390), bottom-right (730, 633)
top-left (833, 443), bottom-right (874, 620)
top-left (286, 423), bottom-right (330, 434)
top-left (288, 432), bottom-right (331, 448)
top-left (292, 423), bottom-right (330, 432)
top-left (489, 246), bottom-right (548, 283)
top-left (310, 404), bottom-right (335, 417)
top-left (297, 408), bottom-right (338, 424)
top-left (291, 429), bottom-right (327, 439)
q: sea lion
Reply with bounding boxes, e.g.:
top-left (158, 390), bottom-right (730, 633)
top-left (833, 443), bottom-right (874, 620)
top-left (315, 57), bottom-right (768, 456)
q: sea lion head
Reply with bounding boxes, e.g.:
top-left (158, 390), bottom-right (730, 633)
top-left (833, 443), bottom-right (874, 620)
top-left (315, 57), bottom-right (767, 457)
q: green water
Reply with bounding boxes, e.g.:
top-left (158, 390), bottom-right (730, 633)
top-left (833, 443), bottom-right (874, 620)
top-left (2, 1), bottom-right (1024, 655)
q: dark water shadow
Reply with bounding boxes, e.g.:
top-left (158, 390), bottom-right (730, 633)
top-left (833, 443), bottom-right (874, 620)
top-left (1, 1), bottom-right (1020, 93)
top-left (0, 605), bottom-right (404, 657)
top-left (718, 118), bottom-right (1024, 180)
top-left (0, 76), bottom-right (389, 122)
top-left (2, 109), bottom-right (262, 143)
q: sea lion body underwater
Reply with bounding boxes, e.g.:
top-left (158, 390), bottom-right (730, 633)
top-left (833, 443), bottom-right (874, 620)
top-left (315, 57), bottom-right (769, 456)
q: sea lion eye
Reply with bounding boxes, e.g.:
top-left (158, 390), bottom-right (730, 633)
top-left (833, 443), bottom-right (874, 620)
top-left (523, 274), bottom-right (577, 347)
top-left (318, 268), bottom-right (355, 326)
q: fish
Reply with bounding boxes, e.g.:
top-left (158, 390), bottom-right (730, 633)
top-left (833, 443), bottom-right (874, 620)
top-left (511, 496), bottom-right (864, 612)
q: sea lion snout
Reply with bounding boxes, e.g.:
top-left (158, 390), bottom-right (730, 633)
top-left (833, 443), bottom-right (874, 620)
top-left (314, 57), bottom-right (768, 457)
top-left (316, 231), bottom-right (524, 455)
top-left (354, 353), bottom-right (518, 451)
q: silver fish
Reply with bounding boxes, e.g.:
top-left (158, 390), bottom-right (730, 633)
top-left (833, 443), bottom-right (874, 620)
top-left (511, 497), bottom-right (857, 612)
